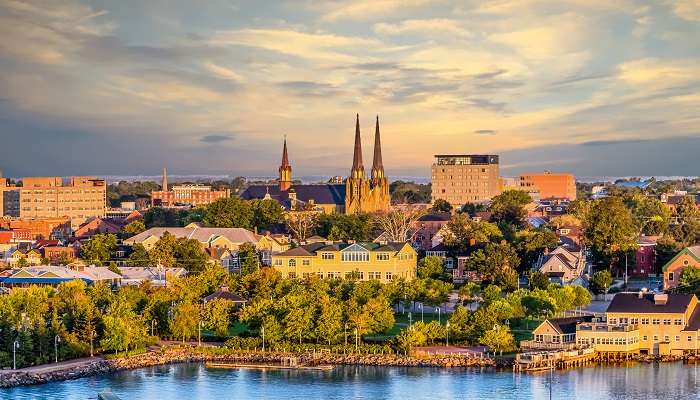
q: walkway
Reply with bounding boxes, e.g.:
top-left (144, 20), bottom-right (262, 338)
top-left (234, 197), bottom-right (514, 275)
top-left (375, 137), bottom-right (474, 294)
top-left (0, 356), bottom-right (103, 375)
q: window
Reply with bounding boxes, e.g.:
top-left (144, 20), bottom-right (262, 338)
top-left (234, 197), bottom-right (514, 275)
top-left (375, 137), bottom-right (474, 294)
top-left (385, 272), bottom-right (393, 281)
top-left (641, 318), bottom-right (649, 325)
top-left (368, 272), bottom-right (381, 280)
top-left (653, 335), bottom-right (658, 342)
top-left (287, 272), bottom-right (297, 279)
top-left (288, 259), bottom-right (296, 267)
top-left (321, 253), bottom-right (334, 260)
top-left (376, 253), bottom-right (390, 261)
top-left (609, 318), bottom-right (617, 325)
top-left (674, 319), bottom-right (683, 325)
top-left (274, 259), bottom-right (282, 266)
top-left (663, 319), bottom-right (671, 325)
top-left (664, 335), bottom-right (670, 342)
top-left (675, 336), bottom-right (680, 342)
top-left (643, 335), bottom-right (648, 341)
top-left (302, 259), bottom-right (310, 266)
top-left (302, 272), bottom-right (311, 279)
top-left (652, 318), bottom-right (660, 325)
top-left (342, 251), bottom-right (369, 262)
top-left (669, 272), bottom-right (674, 281)
top-left (688, 336), bottom-right (693, 342)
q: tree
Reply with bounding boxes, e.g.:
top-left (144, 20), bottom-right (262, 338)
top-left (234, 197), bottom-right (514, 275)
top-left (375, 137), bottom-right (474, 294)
top-left (203, 298), bottom-right (233, 337)
top-left (375, 208), bottom-right (426, 242)
top-left (419, 278), bottom-right (453, 307)
top-left (203, 198), bottom-right (254, 229)
top-left (170, 302), bottom-right (200, 342)
top-left (441, 214), bottom-right (502, 255)
top-left (583, 197), bottom-right (638, 265)
top-left (316, 297), bottom-right (344, 345)
top-left (250, 199), bottom-right (283, 232)
top-left (144, 207), bottom-right (186, 227)
top-left (174, 238), bottom-right (209, 272)
top-left (589, 270), bottom-right (613, 295)
top-left (479, 324), bottom-right (515, 353)
top-left (237, 243), bottom-right (260, 275)
top-left (148, 232), bottom-right (177, 268)
top-left (121, 220), bottom-right (146, 238)
top-left (58, 251), bottom-right (74, 266)
top-left (81, 234), bottom-right (117, 266)
top-left (632, 197), bottom-right (670, 236)
top-left (521, 290), bottom-right (556, 320)
top-left (467, 242), bottom-right (520, 290)
top-left (431, 199), bottom-right (453, 213)
top-left (447, 305), bottom-right (471, 342)
top-left (489, 190), bottom-right (532, 228)
top-left (514, 228), bottom-right (558, 271)
top-left (285, 208), bottom-right (319, 241)
top-left (127, 244), bottom-right (151, 267)
top-left (395, 326), bottom-right (427, 354)
top-left (528, 271), bottom-right (550, 290)
top-left (458, 282), bottom-right (479, 303)
top-left (417, 256), bottom-right (445, 279)
top-left (679, 267), bottom-right (700, 287)
top-left (317, 213), bottom-right (374, 241)
top-left (571, 285), bottom-right (592, 308)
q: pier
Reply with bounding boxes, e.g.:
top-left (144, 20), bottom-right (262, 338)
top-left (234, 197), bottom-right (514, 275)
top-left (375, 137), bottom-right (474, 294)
top-left (513, 347), bottom-right (596, 372)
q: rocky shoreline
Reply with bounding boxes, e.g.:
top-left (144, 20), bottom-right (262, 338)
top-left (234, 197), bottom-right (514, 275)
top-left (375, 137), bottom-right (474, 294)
top-left (0, 347), bottom-right (496, 389)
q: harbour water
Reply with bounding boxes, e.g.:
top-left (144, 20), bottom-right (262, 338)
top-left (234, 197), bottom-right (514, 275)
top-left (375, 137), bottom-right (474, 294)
top-left (2, 362), bottom-right (699, 400)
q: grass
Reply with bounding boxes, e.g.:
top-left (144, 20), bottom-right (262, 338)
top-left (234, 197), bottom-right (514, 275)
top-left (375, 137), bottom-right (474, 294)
top-left (509, 318), bottom-right (541, 344)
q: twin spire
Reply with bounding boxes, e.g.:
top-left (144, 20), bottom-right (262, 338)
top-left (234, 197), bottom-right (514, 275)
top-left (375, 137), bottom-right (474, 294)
top-left (351, 114), bottom-right (384, 180)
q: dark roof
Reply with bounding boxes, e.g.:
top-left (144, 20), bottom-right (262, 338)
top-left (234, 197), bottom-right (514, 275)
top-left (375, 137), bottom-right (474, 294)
top-left (240, 184), bottom-right (346, 206)
top-left (548, 316), bottom-right (592, 335)
top-left (418, 213), bottom-right (451, 222)
top-left (685, 306), bottom-right (700, 331)
top-left (204, 291), bottom-right (247, 303)
top-left (429, 243), bottom-right (448, 252)
top-left (279, 241), bottom-right (406, 256)
top-left (607, 293), bottom-right (695, 314)
top-left (546, 271), bottom-right (566, 277)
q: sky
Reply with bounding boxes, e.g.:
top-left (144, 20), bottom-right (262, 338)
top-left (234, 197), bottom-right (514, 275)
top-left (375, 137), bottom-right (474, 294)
top-left (0, 0), bottom-right (698, 179)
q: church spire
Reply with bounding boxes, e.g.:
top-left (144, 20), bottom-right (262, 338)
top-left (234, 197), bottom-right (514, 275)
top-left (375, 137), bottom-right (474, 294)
top-left (162, 167), bottom-right (168, 192)
top-left (279, 135), bottom-right (292, 191)
top-left (371, 115), bottom-right (384, 180)
top-left (351, 113), bottom-right (365, 179)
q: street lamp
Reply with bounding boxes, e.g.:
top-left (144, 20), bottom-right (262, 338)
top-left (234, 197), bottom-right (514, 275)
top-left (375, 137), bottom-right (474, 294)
top-left (418, 303), bottom-right (424, 322)
top-left (344, 323), bottom-right (348, 346)
top-left (13, 340), bottom-right (19, 370)
top-left (152, 319), bottom-right (158, 337)
top-left (436, 307), bottom-right (441, 324)
top-left (446, 321), bottom-right (450, 347)
top-left (354, 328), bottom-right (358, 352)
top-left (261, 325), bottom-right (265, 352)
top-left (54, 335), bottom-right (61, 363)
top-left (198, 321), bottom-right (203, 347)
top-left (90, 331), bottom-right (97, 357)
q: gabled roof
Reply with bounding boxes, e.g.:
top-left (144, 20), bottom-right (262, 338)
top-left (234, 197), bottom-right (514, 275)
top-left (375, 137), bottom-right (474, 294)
top-left (607, 293), bottom-right (695, 314)
top-left (418, 213), bottom-right (451, 222)
top-left (125, 227), bottom-right (259, 246)
top-left (662, 246), bottom-right (700, 271)
top-left (546, 316), bottom-right (592, 335)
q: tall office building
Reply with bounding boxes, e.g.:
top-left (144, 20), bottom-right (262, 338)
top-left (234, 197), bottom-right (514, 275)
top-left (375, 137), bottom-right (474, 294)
top-left (19, 176), bottom-right (106, 228)
top-left (431, 155), bottom-right (500, 207)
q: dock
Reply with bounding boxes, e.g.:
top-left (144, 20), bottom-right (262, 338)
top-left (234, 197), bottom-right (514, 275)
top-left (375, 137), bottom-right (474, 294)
top-left (206, 362), bottom-right (335, 371)
top-left (514, 347), bottom-right (596, 372)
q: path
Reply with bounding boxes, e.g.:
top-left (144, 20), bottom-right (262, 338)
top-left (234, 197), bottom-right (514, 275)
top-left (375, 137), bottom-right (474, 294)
top-left (0, 356), bottom-right (103, 375)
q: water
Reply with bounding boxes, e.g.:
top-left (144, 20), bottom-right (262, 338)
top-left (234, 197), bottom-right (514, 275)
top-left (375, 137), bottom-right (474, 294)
top-left (2, 362), bottom-right (699, 400)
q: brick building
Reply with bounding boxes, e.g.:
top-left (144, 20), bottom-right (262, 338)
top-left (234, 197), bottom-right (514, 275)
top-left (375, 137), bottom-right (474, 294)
top-left (431, 155), bottom-right (500, 208)
top-left (518, 171), bottom-right (577, 200)
top-left (151, 168), bottom-right (230, 207)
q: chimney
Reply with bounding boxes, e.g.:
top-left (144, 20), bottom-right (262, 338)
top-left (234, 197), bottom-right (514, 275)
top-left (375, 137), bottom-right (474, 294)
top-left (653, 294), bottom-right (668, 305)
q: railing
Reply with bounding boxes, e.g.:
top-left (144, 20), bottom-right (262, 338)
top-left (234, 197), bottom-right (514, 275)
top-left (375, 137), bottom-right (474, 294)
top-left (577, 323), bottom-right (639, 333)
top-left (520, 341), bottom-right (579, 351)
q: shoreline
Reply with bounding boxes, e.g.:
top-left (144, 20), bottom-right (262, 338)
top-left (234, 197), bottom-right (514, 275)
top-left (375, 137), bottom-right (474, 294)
top-left (2, 346), bottom-right (698, 389)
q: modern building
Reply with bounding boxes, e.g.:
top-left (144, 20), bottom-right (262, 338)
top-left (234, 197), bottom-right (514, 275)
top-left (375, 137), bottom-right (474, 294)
top-left (431, 154), bottom-right (500, 207)
top-left (151, 168), bottom-right (230, 207)
top-left (0, 265), bottom-right (121, 287)
top-left (662, 245), bottom-right (700, 289)
top-left (18, 176), bottom-right (106, 228)
top-left (271, 241), bottom-right (417, 282)
top-left (241, 115), bottom-right (391, 214)
top-left (0, 173), bottom-right (20, 217)
top-left (518, 172), bottom-right (577, 200)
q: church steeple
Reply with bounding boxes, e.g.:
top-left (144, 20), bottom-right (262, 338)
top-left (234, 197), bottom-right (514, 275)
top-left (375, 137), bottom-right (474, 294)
top-left (279, 136), bottom-right (292, 191)
top-left (162, 167), bottom-right (168, 192)
top-left (351, 113), bottom-right (365, 179)
top-left (371, 115), bottom-right (384, 181)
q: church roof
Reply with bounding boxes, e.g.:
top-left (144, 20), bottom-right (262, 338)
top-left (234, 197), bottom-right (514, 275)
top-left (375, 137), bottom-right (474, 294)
top-left (240, 184), bottom-right (346, 206)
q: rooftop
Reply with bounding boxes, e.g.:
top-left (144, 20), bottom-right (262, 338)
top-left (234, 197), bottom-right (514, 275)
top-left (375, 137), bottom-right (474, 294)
top-left (607, 293), bottom-right (695, 314)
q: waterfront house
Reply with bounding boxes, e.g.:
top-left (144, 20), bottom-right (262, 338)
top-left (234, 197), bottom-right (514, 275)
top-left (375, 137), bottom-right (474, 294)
top-left (271, 241), bottom-right (417, 282)
top-left (521, 316), bottom-right (592, 351)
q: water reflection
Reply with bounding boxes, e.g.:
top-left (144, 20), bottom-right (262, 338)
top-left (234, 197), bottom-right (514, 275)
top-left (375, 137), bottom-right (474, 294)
top-left (1, 362), bottom-right (699, 400)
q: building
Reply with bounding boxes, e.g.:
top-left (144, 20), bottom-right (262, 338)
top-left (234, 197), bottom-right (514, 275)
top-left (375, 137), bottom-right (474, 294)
top-left (577, 293), bottom-right (700, 356)
top-left (0, 265), bottom-right (121, 288)
top-left (117, 267), bottom-right (187, 286)
top-left (240, 115), bottom-right (391, 214)
top-left (0, 173), bottom-right (20, 217)
top-left (18, 176), bottom-right (106, 228)
top-left (271, 241), bottom-right (417, 282)
top-left (518, 172), bottom-right (576, 201)
top-left (662, 245), bottom-right (700, 290)
top-left (521, 316), bottom-right (592, 351)
top-left (410, 213), bottom-right (451, 252)
top-left (74, 217), bottom-right (123, 238)
top-left (632, 236), bottom-right (660, 278)
top-left (151, 168), bottom-right (231, 207)
top-left (535, 246), bottom-right (585, 285)
top-left (124, 225), bottom-right (261, 251)
top-left (0, 217), bottom-right (72, 241)
top-left (42, 246), bottom-right (78, 264)
top-left (431, 155), bottom-right (500, 208)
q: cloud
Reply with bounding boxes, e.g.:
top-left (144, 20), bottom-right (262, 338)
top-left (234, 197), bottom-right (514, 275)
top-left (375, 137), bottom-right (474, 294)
top-left (474, 129), bottom-right (497, 135)
top-left (672, 0), bottom-right (700, 21)
top-left (374, 19), bottom-right (472, 38)
top-left (277, 81), bottom-right (341, 97)
top-left (581, 138), bottom-right (650, 147)
top-left (201, 134), bottom-right (234, 143)
top-left (617, 58), bottom-right (698, 86)
top-left (320, 0), bottom-right (437, 21)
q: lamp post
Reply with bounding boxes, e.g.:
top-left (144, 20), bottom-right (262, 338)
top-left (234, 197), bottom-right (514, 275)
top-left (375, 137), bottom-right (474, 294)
top-left (152, 319), bottom-right (158, 337)
top-left (13, 340), bottom-right (19, 370)
top-left (54, 335), bottom-right (61, 363)
top-left (436, 307), bottom-right (441, 324)
top-left (198, 321), bottom-right (203, 347)
top-left (344, 323), bottom-right (348, 346)
top-left (354, 328), bottom-right (359, 352)
top-left (408, 312), bottom-right (412, 327)
top-left (90, 331), bottom-right (96, 357)
top-left (261, 325), bottom-right (265, 352)
top-left (419, 303), bottom-right (423, 323)
top-left (446, 321), bottom-right (450, 347)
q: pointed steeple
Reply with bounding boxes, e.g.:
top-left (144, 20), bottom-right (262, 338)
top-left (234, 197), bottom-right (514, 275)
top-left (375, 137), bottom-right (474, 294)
top-left (371, 115), bottom-right (384, 180)
top-left (351, 113), bottom-right (365, 179)
top-left (162, 167), bottom-right (168, 192)
top-left (279, 135), bottom-right (292, 191)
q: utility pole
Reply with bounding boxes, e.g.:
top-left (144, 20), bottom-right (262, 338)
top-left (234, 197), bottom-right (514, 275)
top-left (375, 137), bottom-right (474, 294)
top-left (446, 321), bottom-right (450, 347)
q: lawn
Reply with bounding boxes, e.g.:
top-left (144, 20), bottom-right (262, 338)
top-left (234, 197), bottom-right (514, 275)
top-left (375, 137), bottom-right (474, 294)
top-left (509, 318), bottom-right (540, 344)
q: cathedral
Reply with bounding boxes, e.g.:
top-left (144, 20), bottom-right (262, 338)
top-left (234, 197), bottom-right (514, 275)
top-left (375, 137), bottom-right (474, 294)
top-left (240, 114), bottom-right (391, 214)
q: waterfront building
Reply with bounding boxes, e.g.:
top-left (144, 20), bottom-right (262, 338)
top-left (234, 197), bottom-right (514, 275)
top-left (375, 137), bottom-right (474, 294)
top-left (271, 241), bottom-right (417, 283)
top-left (431, 154), bottom-right (500, 208)
top-left (521, 316), bottom-right (592, 351)
top-left (662, 245), bottom-right (700, 289)
top-left (0, 265), bottom-right (121, 288)
top-left (17, 176), bottom-right (106, 228)
top-left (240, 115), bottom-right (391, 214)
top-left (518, 172), bottom-right (577, 201)
top-left (151, 168), bottom-right (230, 207)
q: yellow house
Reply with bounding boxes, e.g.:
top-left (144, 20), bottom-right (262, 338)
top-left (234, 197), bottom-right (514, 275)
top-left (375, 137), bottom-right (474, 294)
top-left (271, 241), bottom-right (417, 283)
top-left (575, 322), bottom-right (641, 353)
top-left (521, 317), bottom-right (589, 351)
top-left (9, 249), bottom-right (42, 266)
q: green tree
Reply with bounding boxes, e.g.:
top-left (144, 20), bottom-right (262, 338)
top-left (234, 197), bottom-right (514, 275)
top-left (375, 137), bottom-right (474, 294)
top-left (144, 207), bottom-right (186, 227)
top-left (521, 291), bottom-right (556, 321)
top-left (589, 270), bottom-right (613, 295)
top-left (467, 242), bottom-right (520, 290)
top-left (81, 234), bottom-right (117, 266)
top-left (170, 302), bottom-right (200, 342)
top-left (203, 298), bottom-right (234, 337)
top-left (127, 244), bottom-right (152, 267)
top-left (514, 228), bottom-right (558, 270)
top-left (479, 324), bottom-right (515, 353)
top-left (417, 256), bottom-right (445, 279)
top-left (237, 243), bottom-right (260, 275)
top-left (489, 190), bottom-right (532, 228)
top-left (121, 220), bottom-right (146, 238)
top-left (250, 199), bottom-right (283, 231)
top-left (174, 238), bottom-right (209, 272)
top-left (571, 285), bottom-right (592, 308)
top-left (441, 214), bottom-right (502, 255)
top-left (679, 267), bottom-right (700, 287)
top-left (203, 198), bottom-right (254, 229)
top-left (431, 199), bottom-right (453, 213)
top-left (316, 213), bottom-right (374, 241)
top-left (632, 197), bottom-right (670, 236)
top-left (316, 296), bottom-right (344, 345)
top-left (58, 251), bottom-right (74, 266)
top-left (528, 271), bottom-right (550, 290)
top-left (583, 197), bottom-right (638, 265)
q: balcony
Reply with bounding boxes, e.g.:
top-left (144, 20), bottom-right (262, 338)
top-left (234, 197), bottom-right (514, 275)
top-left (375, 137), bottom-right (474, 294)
top-left (577, 323), bottom-right (639, 333)
top-left (520, 341), bottom-right (580, 351)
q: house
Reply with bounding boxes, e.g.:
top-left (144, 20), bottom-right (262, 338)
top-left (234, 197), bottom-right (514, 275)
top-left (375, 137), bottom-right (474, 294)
top-left (203, 287), bottom-right (247, 307)
top-left (535, 246), bottom-right (585, 285)
top-left (74, 217), bottom-right (123, 238)
top-left (8, 248), bottom-right (42, 266)
top-left (425, 243), bottom-right (454, 269)
top-left (117, 267), bottom-right (186, 286)
top-left (206, 247), bottom-right (239, 272)
top-left (42, 246), bottom-right (78, 264)
top-left (662, 245), bottom-right (700, 289)
top-left (521, 316), bottom-right (592, 351)
top-left (256, 234), bottom-right (292, 265)
top-left (123, 225), bottom-right (260, 251)
top-left (410, 213), bottom-right (451, 252)
top-left (0, 265), bottom-right (121, 287)
top-left (576, 292), bottom-right (700, 356)
top-left (271, 241), bottom-right (417, 282)
top-left (632, 236), bottom-right (660, 277)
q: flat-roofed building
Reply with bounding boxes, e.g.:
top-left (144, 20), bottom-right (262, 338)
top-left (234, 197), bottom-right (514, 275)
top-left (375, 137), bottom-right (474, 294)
top-left (431, 154), bottom-right (500, 208)
top-left (0, 173), bottom-right (20, 217)
top-left (518, 172), bottom-right (576, 201)
top-left (0, 217), bottom-right (72, 240)
top-left (19, 176), bottom-right (106, 228)
top-left (271, 241), bottom-right (417, 283)
top-left (150, 168), bottom-right (230, 207)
